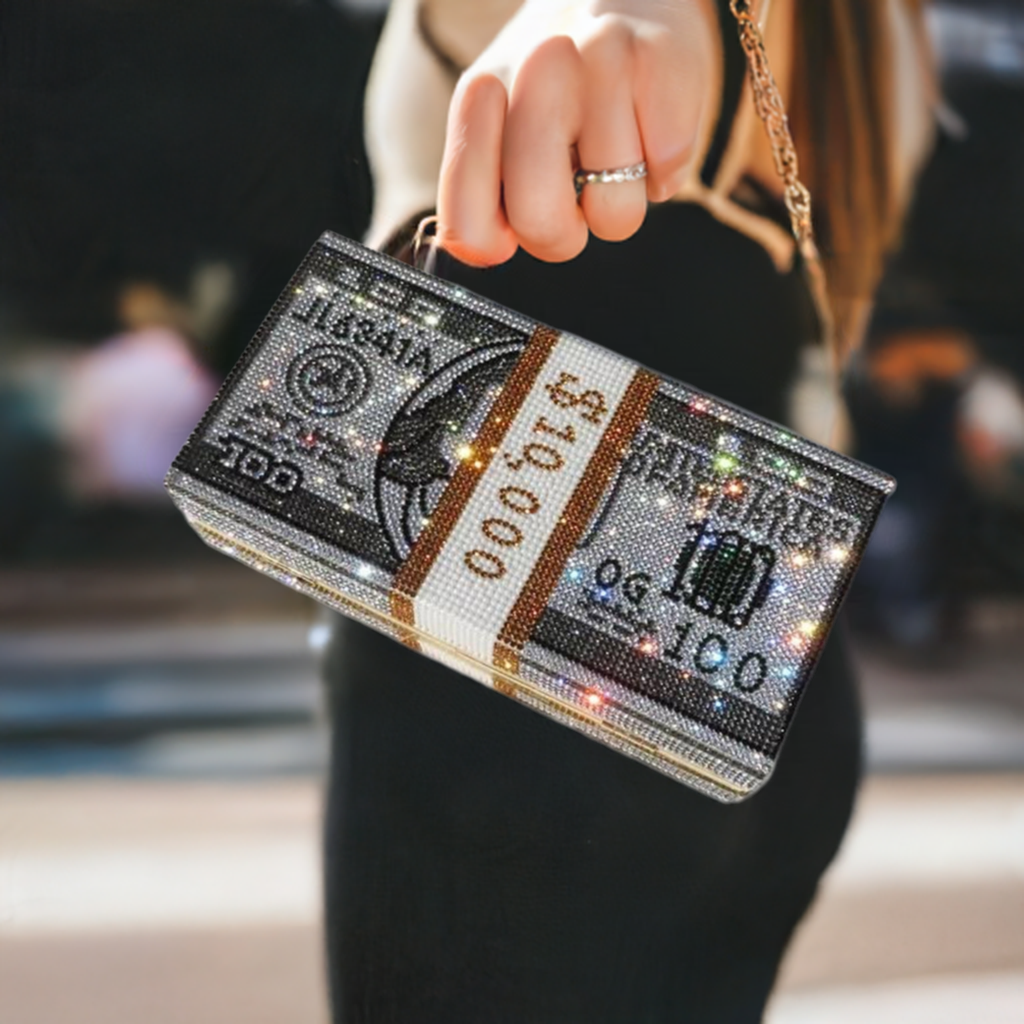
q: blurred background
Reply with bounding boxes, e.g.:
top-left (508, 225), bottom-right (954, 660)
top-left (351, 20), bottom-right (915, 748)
top-left (1, 1), bottom-right (1023, 1021)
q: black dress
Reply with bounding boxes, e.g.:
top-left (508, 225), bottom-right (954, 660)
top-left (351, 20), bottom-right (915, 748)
top-left (323, 17), bottom-right (862, 1022)
top-left (321, 202), bottom-right (862, 1023)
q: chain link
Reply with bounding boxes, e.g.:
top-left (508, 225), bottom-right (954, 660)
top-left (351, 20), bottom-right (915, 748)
top-left (729, 0), bottom-right (834, 350)
top-left (729, 0), bottom-right (815, 257)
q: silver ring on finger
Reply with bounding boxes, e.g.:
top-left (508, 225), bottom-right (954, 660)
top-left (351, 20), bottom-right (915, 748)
top-left (573, 160), bottom-right (648, 197)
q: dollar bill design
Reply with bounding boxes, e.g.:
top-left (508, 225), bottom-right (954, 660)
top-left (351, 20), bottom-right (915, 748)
top-left (167, 232), bottom-right (893, 801)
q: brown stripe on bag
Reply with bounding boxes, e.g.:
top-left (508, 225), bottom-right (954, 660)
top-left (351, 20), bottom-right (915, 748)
top-left (389, 325), bottom-right (560, 629)
top-left (389, 592), bottom-right (421, 651)
top-left (494, 369), bottom-right (661, 675)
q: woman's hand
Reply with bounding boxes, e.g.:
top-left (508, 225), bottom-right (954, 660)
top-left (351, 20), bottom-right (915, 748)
top-left (436, 0), bottom-right (721, 266)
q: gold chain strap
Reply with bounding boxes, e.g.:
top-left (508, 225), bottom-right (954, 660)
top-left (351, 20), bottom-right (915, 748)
top-left (728, 0), bottom-right (835, 351)
top-left (729, 0), bottom-right (815, 259)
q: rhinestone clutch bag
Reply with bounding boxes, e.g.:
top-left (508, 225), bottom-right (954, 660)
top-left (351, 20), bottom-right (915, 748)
top-left (166, 232), bottom-right (893, 801)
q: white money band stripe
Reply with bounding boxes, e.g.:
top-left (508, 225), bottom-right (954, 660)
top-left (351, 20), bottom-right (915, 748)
top-left (391, 328), bottom-right (659, 674)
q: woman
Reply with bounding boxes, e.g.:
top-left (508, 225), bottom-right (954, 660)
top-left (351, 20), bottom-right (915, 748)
top-left (324, 1), bottom-right (934, 1020)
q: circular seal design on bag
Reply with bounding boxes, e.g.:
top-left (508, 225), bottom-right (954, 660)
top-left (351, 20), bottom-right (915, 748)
top-left (374, 340), bottom-right (524, 561)
top-left (286, 345), bottom-right (372, 417)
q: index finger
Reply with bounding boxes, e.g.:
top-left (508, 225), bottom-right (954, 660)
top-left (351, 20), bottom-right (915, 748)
top-left (501, 35), bottom-right (588, 262)
top-left (437, 73), bottom-right (519, 267)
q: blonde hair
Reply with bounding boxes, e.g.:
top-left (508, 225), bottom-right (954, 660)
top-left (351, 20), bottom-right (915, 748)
top-left (790, 0), bottom-right (934, 360)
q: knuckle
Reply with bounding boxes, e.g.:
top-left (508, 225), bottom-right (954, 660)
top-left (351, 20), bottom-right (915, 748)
top-left (457, 70), bottom-right (506, 106)
top-left (512, 215), bottom-right (586, 262)
top-left (579, 15), bottom-right (635, 73)
top-left (504, 185), bottom-right (574, 240)
top-left (438, 227), bottom-right (515, 268)
top-left (590, 223), bottom-right (637, 244)
top-left (645, 141), bottom-right (695, 184)
top-left (523, 234), bottom-right (587, 264)
top-left (450, 72), bottom-right (506, 141)
top-left (585, 198), bottom-right (646, 243)
top-left (522, 33), bottom-right (582, 83)
top-left (511, 217), bottom-right (565, 251)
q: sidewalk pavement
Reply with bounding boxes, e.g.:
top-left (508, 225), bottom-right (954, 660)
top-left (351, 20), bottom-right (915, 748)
top-left (2, 774), bottom-right (1023, 1024)
top-left (5, 616), bottom-right (1024, 775)
top-left (2, 568), bottom-right (1023, 1020)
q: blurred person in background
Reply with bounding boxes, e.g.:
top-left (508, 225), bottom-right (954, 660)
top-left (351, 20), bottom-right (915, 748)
top-left (61, 280), bottom-right (218, 502)
top-left (958, 356), bottom-right (1024, 594)
top-left (959, 361), bottom-right (1024, 495)
top-left (849, 319), bottom-right (1024, 653)
top-left (846, 323), bottom-right (976, 652)
top-left (324, 1), bottom-right (936, 1021)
